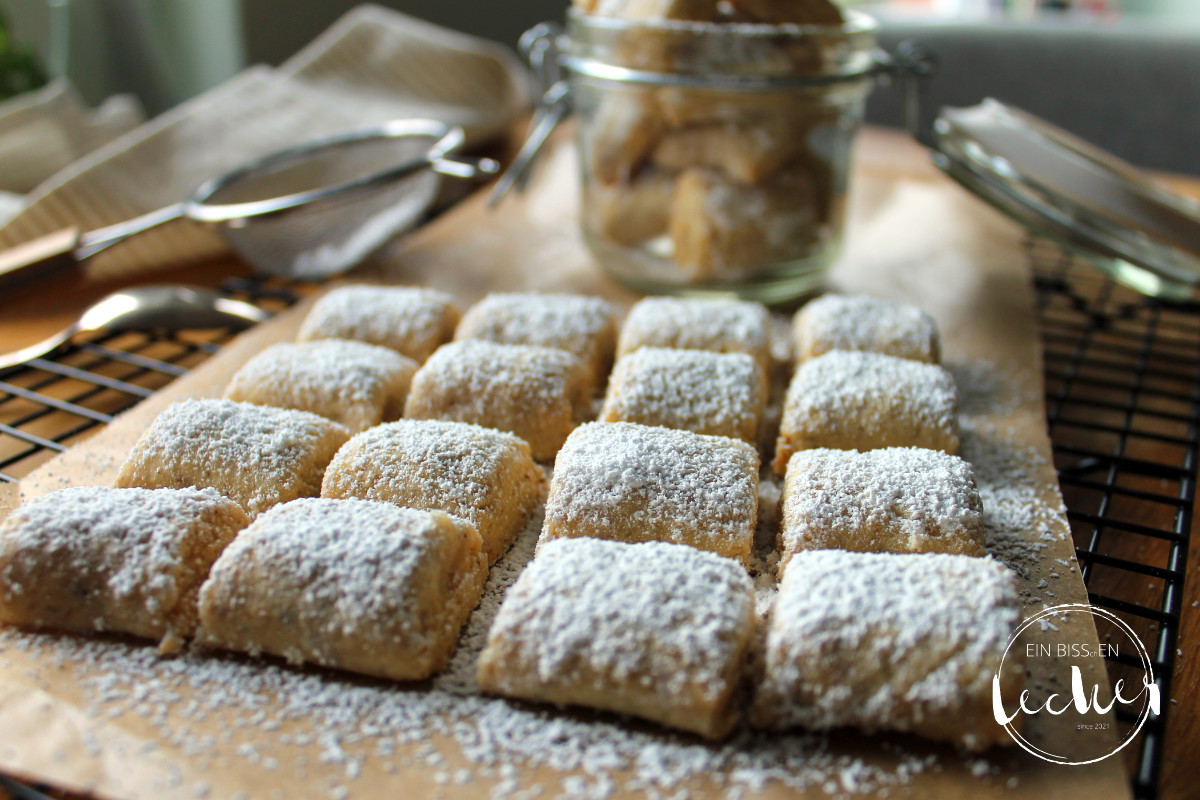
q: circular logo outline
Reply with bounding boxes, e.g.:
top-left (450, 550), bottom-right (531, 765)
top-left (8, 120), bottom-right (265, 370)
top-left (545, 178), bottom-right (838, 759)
top-left (996, 602), bottom-right (1156, 766)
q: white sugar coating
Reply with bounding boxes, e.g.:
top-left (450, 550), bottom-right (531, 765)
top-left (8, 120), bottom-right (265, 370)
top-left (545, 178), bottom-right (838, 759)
top-left (454, 293), bottom-right (618, 382)
top-left (617, 296), bottom-right (771, 370)
top-left (794, 294), bottom-right (940, 364)
top-left (754, 550), bottom-right (1021, 749)
top-left (775, 350), bottom-right (960, 471)
top-left (116, 399), bottom-right (350, 518)
top-left (485, 538), bottom-right (751, 695)
top-left (542, 422), bottom-right (759, 565)
top-left (778, 447), bottom-right (985, 565)
top-left (296, 285), bottom-right (459, 363)
top-left (478, 538), bottom-right (754, 737)
top-left (601, 347), bottom-right (763, 442)
top-left (224, 340), bottom-right (417, 432)
top-left (0, 486), bottom-right (246, 651)
top-left (198, 498), bottom-right (484, 681)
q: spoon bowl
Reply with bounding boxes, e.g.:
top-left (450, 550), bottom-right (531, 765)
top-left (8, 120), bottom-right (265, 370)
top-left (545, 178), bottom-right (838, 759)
top-left (0, 286), bottom-right (269, 372)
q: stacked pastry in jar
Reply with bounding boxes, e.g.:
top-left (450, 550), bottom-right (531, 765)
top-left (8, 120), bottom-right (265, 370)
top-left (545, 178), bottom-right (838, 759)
top-left (577, 0), bottom-right (851, 284)
top-left (0, 285), bottom-right (1024, 755)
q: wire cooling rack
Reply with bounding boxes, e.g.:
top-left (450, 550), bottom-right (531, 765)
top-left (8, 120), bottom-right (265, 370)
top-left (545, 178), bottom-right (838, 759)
top-left (0, 242), bottom-right (1195, 800)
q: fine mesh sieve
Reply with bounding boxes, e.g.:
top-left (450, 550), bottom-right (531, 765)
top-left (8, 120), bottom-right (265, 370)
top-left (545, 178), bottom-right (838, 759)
top-left (0, 118), bottom-right (498, 290)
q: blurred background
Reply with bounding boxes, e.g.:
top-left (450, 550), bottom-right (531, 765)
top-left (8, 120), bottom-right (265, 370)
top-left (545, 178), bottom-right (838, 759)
top-left (0, 0), bottom-right (1198, 175)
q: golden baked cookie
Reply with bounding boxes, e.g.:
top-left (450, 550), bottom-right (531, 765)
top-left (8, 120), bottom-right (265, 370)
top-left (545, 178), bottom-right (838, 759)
top-left (793, 293), bottom-right (940, 364)
top-left (778, 447), bottom-right (986, 572)
top-left (116, 399), bottom-right (350, 517)
top-left (321, 419), bottom-right (543, 564)
top-left (773, 350), bottom-right (960, 473)
top-left (224, 340), bottom-right (417, 432)
top-left (601, 347), bottom-right (764, 442)
top-left (752, 550), bottom-right (1022, 751)
top-left (477, 537), bottom-right (754, 739)
top-left (616, 296), bottom-right (772, 376)
top-left (586, 170), bottom-right (675, 249)
top-left (0, 486), bottom-right (248, 653)
top-left (198, 498), bottom-right (486, 681)
top-left (540, 421), bottom-right (758, 567)
top-left (404, 340), bottom-right (593, 462)
top-left (454, 292), bottom-right (619, 389)
top-left (296, 285), bottom-right (460, 363)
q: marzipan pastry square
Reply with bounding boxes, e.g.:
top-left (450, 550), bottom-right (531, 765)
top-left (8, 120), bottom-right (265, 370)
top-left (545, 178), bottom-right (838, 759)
top-left (224, 340), bottom-right (417, 432)
top-left (601, 347), bottom-right (764, 443)
top-left (478, 537), bottom-right (754, 739)
top-left (198, 498), bottom-right (486, 681)
top-left (321, 419), bottom-right (543, 564)
top-left (540, 421), bottom-right (758, 566)
top-left (778, 447), bottom-right (986, 572)
top-left (773, 350), bottom-right (960, 473)
top-left (752, 550), bottom-right (1022, 751)
top-left (793, 293), bottom-right (940, 364)
top-left (116, 399), bottom-right (350, 518)
top-left (404, 340), bottom-right (593, 462)
top-left (296, 285), bottom-right (460, 363)
top-left (0, 486), bottom-right (248, 653)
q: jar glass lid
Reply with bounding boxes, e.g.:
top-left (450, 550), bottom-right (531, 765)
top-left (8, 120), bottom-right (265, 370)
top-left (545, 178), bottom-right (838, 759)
top-left (932, 98), bottom-right (1200, 301)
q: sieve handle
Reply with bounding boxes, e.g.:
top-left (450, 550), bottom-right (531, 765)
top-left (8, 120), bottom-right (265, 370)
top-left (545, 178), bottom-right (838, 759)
top-left (75, 203), bottom-right (188, 261)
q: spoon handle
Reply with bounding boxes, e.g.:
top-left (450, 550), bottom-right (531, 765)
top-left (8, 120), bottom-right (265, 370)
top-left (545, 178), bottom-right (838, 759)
top-left (0, 228), bottom-right (84, 295)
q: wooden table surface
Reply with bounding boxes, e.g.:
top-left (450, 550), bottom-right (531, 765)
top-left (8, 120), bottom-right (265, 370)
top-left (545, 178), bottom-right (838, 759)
top-left (0, 127), bottom-right (1197, 800)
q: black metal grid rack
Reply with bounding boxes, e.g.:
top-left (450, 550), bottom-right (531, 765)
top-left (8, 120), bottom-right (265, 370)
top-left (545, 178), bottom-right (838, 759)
top-left (0, 243), bottom-right (1195, 799)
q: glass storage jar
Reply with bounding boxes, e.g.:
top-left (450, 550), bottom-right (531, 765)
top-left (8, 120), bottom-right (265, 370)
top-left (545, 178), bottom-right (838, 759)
top-left (562, 10), bottom-right (879, 303)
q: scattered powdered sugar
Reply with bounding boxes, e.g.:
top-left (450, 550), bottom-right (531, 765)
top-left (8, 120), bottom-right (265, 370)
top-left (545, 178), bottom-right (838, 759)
top-left (779, 448), bottom-right (985, 559)
top-left (601, 347), bottom-right (762, 441)
top-left (616, 297), bottom-right (771, 369)
top-left (794, 294), bottom-right (939, 364)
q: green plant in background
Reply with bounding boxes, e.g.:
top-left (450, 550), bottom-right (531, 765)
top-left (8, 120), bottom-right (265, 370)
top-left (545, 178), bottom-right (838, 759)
top-left (0, 6), bottom-right (46, 101)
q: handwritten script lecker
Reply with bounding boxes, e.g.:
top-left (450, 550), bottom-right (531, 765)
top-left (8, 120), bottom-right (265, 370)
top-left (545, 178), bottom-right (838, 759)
top-left (992, 666), bottom-right (1161, 725)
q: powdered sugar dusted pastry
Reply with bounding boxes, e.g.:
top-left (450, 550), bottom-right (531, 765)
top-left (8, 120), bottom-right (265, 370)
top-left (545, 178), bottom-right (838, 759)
top-left (224, 340), bottom-right (417, 432)
top-left (0, 487), bottom-right (248, 653)
top-left (616, 296), bottom-right (772, 375)
top-left (752, 550), bottom-right (1022, 751)
top-left (778, 448), bottom-right (985, 571)
top-left (601, 347), bottom-right (764, 442)
top-left (116, 399), bottom-right (350, 517)
top-left (793, 293), bottom-right (940, 364)
top-left (296, 285), bottom-right (460, 363)
top-left (773, 350), bottom-right (960, 473)
top-left (321, 420), bottom-right (543, 564)
top-left (454, 293), bottom-right (619, 389)
top-left (478, 537), bottom-right (754, 739)
top-left (198, 498), bottom-right (486, 681)
top-left (540, 422), bottom-right (758, 566)
top-left (404, 340), bottom-right (593, 461)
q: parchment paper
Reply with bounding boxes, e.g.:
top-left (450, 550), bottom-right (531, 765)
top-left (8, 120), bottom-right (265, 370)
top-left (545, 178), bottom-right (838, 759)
top-left (0, 128), bottom-right (1130, 800)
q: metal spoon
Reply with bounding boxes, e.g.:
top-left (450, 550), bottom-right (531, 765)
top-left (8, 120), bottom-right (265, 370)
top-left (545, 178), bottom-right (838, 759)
top-left (0, 285), bottom-right (269, 371)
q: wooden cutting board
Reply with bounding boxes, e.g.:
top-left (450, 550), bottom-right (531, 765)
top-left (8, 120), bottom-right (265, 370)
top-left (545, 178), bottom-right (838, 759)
top-left (0, 128), bottom-right (1130, 800)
